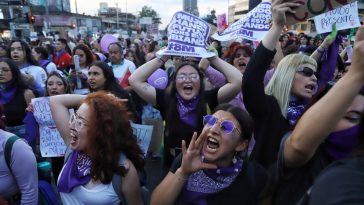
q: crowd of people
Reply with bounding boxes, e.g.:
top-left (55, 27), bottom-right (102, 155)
top-left (1, 0), bottom-right (364, 204)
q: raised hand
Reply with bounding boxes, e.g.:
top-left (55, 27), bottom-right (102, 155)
top-left (349, 26), bottom-right (364, 81)
top-left (179, 130), bottom-right (217, 176)
top-left (271, 0), bottom-right (301, 27)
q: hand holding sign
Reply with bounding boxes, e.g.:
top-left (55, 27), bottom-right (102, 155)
top-left (272, 0), bottom-right (302, 28)
top-left (157, 11), bottom-right (215, 58)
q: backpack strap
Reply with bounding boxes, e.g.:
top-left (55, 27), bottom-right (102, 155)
top-left (4, 136), bottom-right (20, 172)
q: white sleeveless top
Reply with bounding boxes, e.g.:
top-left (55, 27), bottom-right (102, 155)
top-left (59, 167), bottom-right (120, 205)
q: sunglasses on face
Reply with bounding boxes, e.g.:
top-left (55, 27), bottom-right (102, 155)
top-left (203, 115), bottom-right (241, 135)
top-left (296, 67), bottom-right (317, 77)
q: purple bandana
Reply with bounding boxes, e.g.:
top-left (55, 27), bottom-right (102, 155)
top-left (181, 159), bottom-right (243, 205)
top-left (176, 93), bottom-right (199, 127)
top-left (325, 125), bottom-right (359, 160)
top-left (287, 100), bottom-right (306, 126)
top-left (57, 151), bottom-right (92, 193)
top-left (0, 83), bottom-right (17, 104)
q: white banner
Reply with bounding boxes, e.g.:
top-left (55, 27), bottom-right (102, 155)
top-left (32, 97), bottom-right (67, 157)
top-left (314, 1), bottom-right (361, 34)
top-left (131, 122), bottom-right (153, 156)
top-left (212, 2), bottom-right (271, 42)
top-left (157, 11), bottom-right (215, 58)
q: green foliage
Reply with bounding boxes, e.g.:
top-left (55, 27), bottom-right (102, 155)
top-left (139, 6), bottom-right (161, 24)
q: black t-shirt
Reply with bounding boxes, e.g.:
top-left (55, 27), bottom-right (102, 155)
top-left (155, 88), bottom-right (218, 150)
top-left (170, 154), bottom-right (271, 205)
top-left (274, 133), bottom-right (333, 205)
top-left (307, 155), bottom-right (364, 205)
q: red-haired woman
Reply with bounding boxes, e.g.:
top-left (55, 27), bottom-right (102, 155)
top-left (50, 92), bottom-right (144, 205)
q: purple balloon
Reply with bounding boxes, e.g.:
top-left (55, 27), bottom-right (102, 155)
top-left (100, 34), bottom-right (118, 53)
top-left (148, 69), bottom-right (168, 89)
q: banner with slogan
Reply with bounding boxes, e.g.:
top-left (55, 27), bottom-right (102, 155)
top-left (217, 13), bottom-right (228, 32)
top-left (286, 0), bottom-right (357, 25)
top-left (314, 2), bottom-right (361, 34)
top-left (157, 11), bottom-right (215, 58)
top-left (131, 122), bottom-right (153, 157)
top-left (212, 1), bottom-right (271, 42)
top-left (32, 97), bottom-right (67, 157)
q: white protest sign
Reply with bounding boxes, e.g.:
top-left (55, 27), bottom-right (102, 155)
top-left (212, 2), bottom-right (271, 42)
top-left (32, 97), bottom-right (67, 157)
top-left (314, 2), bottom-right (361, 34)
top-left (131, 122), bottom-right (153, 156)
top-left (157, 11), bottom-right (215, 58)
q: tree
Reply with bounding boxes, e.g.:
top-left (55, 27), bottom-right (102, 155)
top-left (139, 6), bottom-right (161, 24)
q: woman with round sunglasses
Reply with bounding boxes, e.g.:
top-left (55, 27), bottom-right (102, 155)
top-left (129, 54), bottom-right (242, 165)
top-left (242, 1), bottom-right (317, 169)
top-left (50, 92), bottom-right (144, 205)
top-left (274, 25), bottom-right (364, 205)
top-left (151, 104), bottom-right (270, 205)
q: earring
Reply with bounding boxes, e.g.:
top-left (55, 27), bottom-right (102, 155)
top-left (232, 152), bottom-right (238, 164)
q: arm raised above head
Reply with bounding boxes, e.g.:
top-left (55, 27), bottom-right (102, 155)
top-left (50, 94), bottom-right (86, 146)
top-left (284, 25), bottom-right (364, 167)
top-left (129, 57), bottom-right (169, 106)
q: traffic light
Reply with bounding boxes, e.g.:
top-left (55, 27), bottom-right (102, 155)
top-left (30, 16), bottom-right (35, 23)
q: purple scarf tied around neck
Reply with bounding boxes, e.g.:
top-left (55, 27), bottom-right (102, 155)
top-left (57, 151), bottom-right (92, 193)
top-left (287, 100), bottom-right (306, 126)
top-left (176, 93), bottom-right (199, 127)
top-left (0, 83), bottom-right (17, 104)
top-left (181, 159), bottom-right (243, 205)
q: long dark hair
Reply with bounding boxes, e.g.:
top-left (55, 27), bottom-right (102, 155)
top-left (88, 61), bottom-right (129, 99)
top-left (0, 58), bottom-right (29, 90)
top-left (73, 44), bottom-right (95, 67)
top-left (164, 62), bottom-right (207, 134)
top-left (7, 39), bottom-right (39, 66)
top-left (213, 104), bottom-right (254, 141)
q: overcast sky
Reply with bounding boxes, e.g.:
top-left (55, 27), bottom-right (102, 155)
top-left (70, 0), bottom-right (231, 28)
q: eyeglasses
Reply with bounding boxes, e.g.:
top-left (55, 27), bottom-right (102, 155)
top-left (176, 73), bottom-right (200, 82)
top-left (69, 113), bottom-right (88, 131)
top-left (296, 67), bottom-right (317, 77)
top-left (203, 115), bottom-right (241, 135)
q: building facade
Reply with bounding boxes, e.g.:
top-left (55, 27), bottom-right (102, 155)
top-left (98, 2), bottom-right (136, 34)
top-left (183, 0), bottom-right (199, 16)
top-left (228, 0), bottom-right (249, 25)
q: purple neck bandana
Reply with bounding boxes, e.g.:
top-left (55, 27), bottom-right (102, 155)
top-left (58, 151), bottom-right (92, 193)
top-left (287, 99), bottom-right (307, 126)
top-left (176, 93), bottom-right (199, 127)
top-left (181, 159), bottom-right (243, 205)
top-left (0, 83), bottom-right (17, 104)
top-left (325, 125), bottom-right (359, 160)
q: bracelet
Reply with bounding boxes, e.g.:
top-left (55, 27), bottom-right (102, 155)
top-left (157, 57), bottom-right (166, 64)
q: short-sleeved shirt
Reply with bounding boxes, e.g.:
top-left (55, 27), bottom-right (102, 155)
top-left (308, 155), bottom-right (364, 205)
top-left (274, 133), bottom-right (332, 205)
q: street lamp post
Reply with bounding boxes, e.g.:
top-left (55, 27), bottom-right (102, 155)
top-left (116, 0), bottom-right (119, 31)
